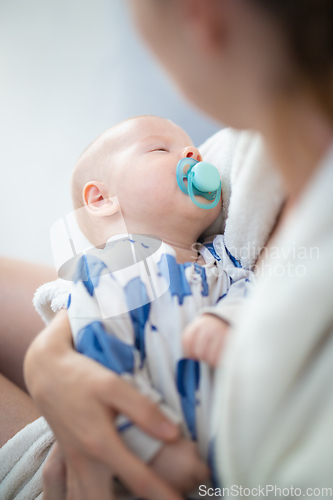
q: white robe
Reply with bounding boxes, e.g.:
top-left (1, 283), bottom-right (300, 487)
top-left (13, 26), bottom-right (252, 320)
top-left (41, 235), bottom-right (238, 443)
top-left (214, 145), bottom-right (333, 497)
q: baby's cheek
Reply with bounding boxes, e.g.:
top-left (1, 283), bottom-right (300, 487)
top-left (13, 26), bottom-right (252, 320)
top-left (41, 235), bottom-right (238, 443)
top-left (143, 178), bottom-right (172, 209)
top-left (120, 165), bottom-right (175, 217)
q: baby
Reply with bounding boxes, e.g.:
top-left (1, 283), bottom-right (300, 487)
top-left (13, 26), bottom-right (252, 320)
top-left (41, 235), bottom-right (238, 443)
top-left (49, 116), bottom-right (254, 495)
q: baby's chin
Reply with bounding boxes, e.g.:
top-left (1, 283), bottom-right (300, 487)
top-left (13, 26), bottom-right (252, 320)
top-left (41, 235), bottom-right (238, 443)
top-left (197, 201), bottom-right (222, 231)
top-left (191, 195), bottom-right (222, 218)
top-left (179, 200), bottom-right (221, 236)
top-left (180, 181), bottom-right (222, 216)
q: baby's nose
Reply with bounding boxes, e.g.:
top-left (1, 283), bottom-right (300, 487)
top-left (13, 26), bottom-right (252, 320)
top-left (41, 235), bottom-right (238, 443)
top-left (182, 146), bottom-right (203, 162)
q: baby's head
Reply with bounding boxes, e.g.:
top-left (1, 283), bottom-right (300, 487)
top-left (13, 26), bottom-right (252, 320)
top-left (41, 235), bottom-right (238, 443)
top-left (71, 116), bottom-right (222, 247)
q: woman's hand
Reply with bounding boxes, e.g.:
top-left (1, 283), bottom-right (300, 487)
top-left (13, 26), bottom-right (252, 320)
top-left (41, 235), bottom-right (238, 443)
top-left (182, 314), bottom-right (230, 367)
top-left (43, 441), bottom-right (116, 500)
top-left (24, 310), bottom-right (182, 500)
top-left (42, 443), bottom-right (67, 500)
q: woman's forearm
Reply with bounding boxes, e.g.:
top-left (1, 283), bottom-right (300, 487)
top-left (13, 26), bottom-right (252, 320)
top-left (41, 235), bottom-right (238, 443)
top-left (0, 256), bottom-right (57, 390)
top-left (23, 310), bottom-right (73, 402)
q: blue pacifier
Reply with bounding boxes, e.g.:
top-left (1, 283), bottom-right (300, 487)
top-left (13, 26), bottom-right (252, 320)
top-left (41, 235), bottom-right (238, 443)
top-left (176, 158), bottom-right (221, 209)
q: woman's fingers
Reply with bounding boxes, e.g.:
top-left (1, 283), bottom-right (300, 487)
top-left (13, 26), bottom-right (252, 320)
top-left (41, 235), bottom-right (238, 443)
top-left (44, 442), bottom-right (115, 500)
top-left (42, 443), bottom-right (66, 500)
top-left (98, 374), bottom-right (180, 441)
top-left (66, 454), bottom-right (114, 500)
top-left (63, 427), bottom-right (182, 500)
top-left (72, 413), bottom-right (183, 500)
top-left (51, 407), bottom-right (182, 500)
top-left (102, 431), bottom-right (183, 500)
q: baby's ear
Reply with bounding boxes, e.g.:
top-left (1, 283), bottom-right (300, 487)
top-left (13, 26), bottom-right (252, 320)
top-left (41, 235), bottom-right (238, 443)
top-left (83, 182), bottom-right (119, 217)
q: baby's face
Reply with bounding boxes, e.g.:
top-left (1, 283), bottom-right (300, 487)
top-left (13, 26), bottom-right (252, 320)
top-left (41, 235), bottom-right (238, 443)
top-left (93, 116), bottom-right (222, 239)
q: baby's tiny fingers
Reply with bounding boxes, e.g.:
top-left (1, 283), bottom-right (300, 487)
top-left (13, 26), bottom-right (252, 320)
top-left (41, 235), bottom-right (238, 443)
top-left (205, 331), bottom-right (226, 367)
top-left (194, 460), bottom-right (210, 484)
top-left (182, 324), bottom-right (200, 358)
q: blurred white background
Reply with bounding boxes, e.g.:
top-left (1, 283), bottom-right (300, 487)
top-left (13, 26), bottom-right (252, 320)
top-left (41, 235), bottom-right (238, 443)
top-left (0, 0), bottom-right (220, 265)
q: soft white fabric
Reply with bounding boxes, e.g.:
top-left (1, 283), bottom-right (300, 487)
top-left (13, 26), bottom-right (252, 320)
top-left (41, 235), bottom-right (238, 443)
top-left (199, 128), bottom-right (242, 237)
top-left (33, 279), bottom-right (71, 325)
top-left (0, 417), bottom-right (54, 500)
top-left (214, 145), bottom-right (333, 495)
top-left (199, 129), bottom-right (286, 269)
top-left (223, 131), bottom-right (285, 269)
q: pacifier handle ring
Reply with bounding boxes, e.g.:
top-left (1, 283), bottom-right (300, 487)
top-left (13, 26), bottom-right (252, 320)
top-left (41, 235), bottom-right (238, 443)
top-left (176, 158), bottom-right (197, 195)
top-left (188, 172), bottom-right (221, 210)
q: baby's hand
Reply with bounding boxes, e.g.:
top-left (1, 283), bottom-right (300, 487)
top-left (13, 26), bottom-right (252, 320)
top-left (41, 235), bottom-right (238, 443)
top-left (182, 314), bottom-right (229, 367)
top-left (150, 439), bottom-right (209, 494)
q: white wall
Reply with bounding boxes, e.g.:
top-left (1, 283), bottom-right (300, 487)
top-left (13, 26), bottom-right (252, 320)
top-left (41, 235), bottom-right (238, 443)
top-left (0, 0), bottom-right (220, 265)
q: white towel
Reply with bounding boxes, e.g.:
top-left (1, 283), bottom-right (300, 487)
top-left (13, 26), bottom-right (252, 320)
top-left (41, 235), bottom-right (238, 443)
top-left (199, 127), bottom-right (242, 237)
top-left (33, 278), bottom-right (71, 325)
top-left (0, 417), bottom-right (54, 500)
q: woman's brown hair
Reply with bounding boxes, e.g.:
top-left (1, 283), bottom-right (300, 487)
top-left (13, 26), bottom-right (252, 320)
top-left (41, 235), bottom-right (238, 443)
top-left (252, 0), bottom-right (333, 118)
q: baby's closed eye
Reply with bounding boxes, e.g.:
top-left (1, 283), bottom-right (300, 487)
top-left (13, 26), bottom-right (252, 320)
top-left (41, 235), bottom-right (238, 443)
top-left (150, 147), bottom-right (169, 152)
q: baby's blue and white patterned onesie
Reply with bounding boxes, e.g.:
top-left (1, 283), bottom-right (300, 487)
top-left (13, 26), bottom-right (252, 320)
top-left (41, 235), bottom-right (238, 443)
top-left (67, 233), bottom-right (254, 468)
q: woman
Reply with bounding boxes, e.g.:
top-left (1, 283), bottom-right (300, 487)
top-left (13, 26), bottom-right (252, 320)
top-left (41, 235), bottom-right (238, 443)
top-left (1, 0), bottom-right (333, 498)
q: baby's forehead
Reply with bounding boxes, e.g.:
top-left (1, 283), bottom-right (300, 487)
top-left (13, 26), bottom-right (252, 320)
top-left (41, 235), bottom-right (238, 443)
top-left (107, 116), bottom-right (192, 149)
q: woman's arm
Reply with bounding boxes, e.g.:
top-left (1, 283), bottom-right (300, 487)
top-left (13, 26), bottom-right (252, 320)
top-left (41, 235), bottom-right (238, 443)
top-left (0, 372), bottom-right (40, 448)
top-left (24, 310), bottom-right (183, 500)
top-left (0, 256), bottom-right (57, 390)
